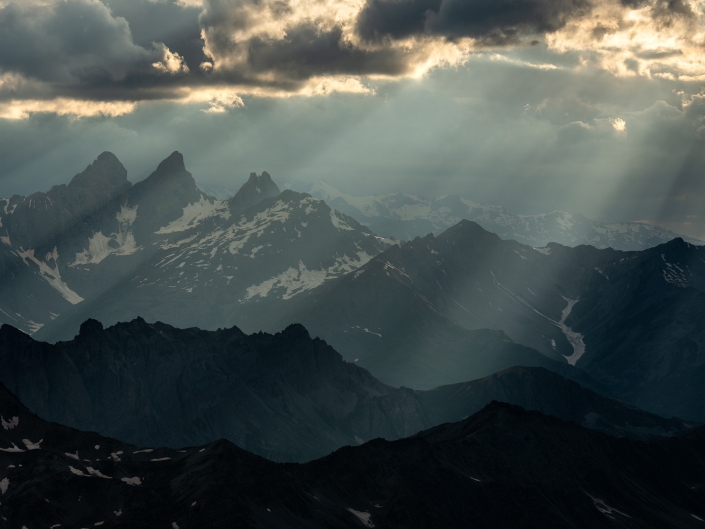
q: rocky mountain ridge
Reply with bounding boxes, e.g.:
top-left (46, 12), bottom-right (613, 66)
top-left (0, 319), bottom-right (694, 464)
top-left (0, 152), bottom-right (393, 336)
top-left (1, 381), bottom-right (703, 528)
top-left (269, 220), bottom-right (705, 421)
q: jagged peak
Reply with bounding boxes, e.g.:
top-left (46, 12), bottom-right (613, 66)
top-left (156, 151), bottom-right (186, 173)
top-left (229, 170), bottom-right (281, 212)
top-left (279, 323), bottom-right (311, 340)
top-left (78, 318), bottom-right (104, 337)
top-left (128, 151), bottom-right (200, 212)
top-left (439, 219), bottom-right (501, 243)
top-left (67, 151), bottom-right (130, 192)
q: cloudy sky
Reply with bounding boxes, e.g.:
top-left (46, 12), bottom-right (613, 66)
top-left (0, 0), bottom-right (704, 239)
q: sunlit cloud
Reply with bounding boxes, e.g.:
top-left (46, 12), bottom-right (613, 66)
top-left (611, 117), bottom-right (627, 131)
top-left (0, 0), bottom-right (703, 120)
top-left (0, 99), bottom-right (137, 120)
top-left (152, 44), bottom-right (190, 74)
top-left (547, 0), bottom-right (705, 80)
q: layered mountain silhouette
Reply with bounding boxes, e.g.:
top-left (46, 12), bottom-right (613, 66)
top-left (0, 379), bottom-right (703, 528)
top-left (0, 320), bottom-right (694, 463)
top-left (3, 151), bottom-right (705, 426)
top-left (0, 152), bottom-right (392, 337)
top-left (266, 220), bottom-right (705, 422)
top-left (306, 179), bottom-right (704, 249)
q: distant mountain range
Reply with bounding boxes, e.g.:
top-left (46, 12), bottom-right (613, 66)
top-left (1, 379), bottom-right (703, 528)
top-left (0, 320), bottom-right (694, 463)
top-left (302, 179), bottom-right (704, 249)
top-left (0, 152), bottom-right (392, 336)
top-left (268, 220), bottom-right (705, 422)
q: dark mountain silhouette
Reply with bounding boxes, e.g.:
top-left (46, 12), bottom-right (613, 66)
top-left (0, 320), bottom-right (694, 464)
top-left (1, 380), bottom-right (703, 528)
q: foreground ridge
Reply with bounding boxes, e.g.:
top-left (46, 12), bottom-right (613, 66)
top-left (0, 379), bottom-right (704, 528)
top-left (0, 319), bottom-right (695, 464)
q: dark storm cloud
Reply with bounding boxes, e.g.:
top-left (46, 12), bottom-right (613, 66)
top-left (246, 24), bottom-right (410, 80)
top-left (356, 0), bottom-right (592, 44)
top-left (101, 0), bottom-right (208, 71)
top-left (0, 0), bottom-right (702, 112)
top-left (0, 0), bottom-right (154, 84)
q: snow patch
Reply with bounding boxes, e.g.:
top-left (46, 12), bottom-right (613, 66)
top-left (243, 253), bottom-right (373, 301)
top-left (121, 476), bottom-right (142, 486)
top-left (661, 255), bottom-right (687, 287)
top-left (533, 247), bottom-right (551, 255)
top-left (22, 438), bottom-right (42, 450)
top-left (156, 196), bottom-right (230, 234)
top-left (347, 508), bottom-right (374, 527)
top-left (69, 466), bottom-right (90, 477)
top-left (0, 478), bottom-right (8, 495)
top-left (330, 209), bottom-right (355, 230)
top-left (26, 320), bottom-right (44, 334)
top-left (150, 457), bottom-right (171, 462)
top-left (17, 248), bottom-right (84, 304)
top-left (1, 416), bottom-right (18, 430)
top-left (0, 443), bottom-right (24, 453)
top-left (86, 467), bottom-right (112, 479)
top-left (594, 267), bottom-right (609, 279)
top-left (72, 206), bottom-right (140, 265)
top-left (160, 235), bottom-right (197, 250)
top-left (587, 494), bottom-right (631, 518)
top-left (559, 298), bottom-right (585, 366)
top-left (116, 204), bottom-right (138, 226)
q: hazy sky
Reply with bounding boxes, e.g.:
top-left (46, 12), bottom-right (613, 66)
top-left (0, 0), bottom-right (704, 238)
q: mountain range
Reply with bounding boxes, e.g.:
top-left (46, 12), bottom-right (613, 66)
top-left (1, 378), bottom-right (703, 528)
top-left (302, 179), bottom-right (703, 249)
top-left (269, 221), bottom-right (705, 422)
top-left (0, 319), bottom-right (695, 463)
top-left (5, 153), bottom-right (704, 425)
top-left (2, 149), bottom-right (705, 527)
top-left (0, 152), bottom-right (392, 337)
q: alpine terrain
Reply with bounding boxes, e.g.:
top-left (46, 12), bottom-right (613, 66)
top-left (0, 152), bottom-right (393, 338)
top-left (270, 220), bottom-right (705, 422)
top-left (304, 179), bottom-right (703, 249)
top-left (0, 320), bottom-right (694, 463)
top-left (0, 380), bottom-right (703, 528)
